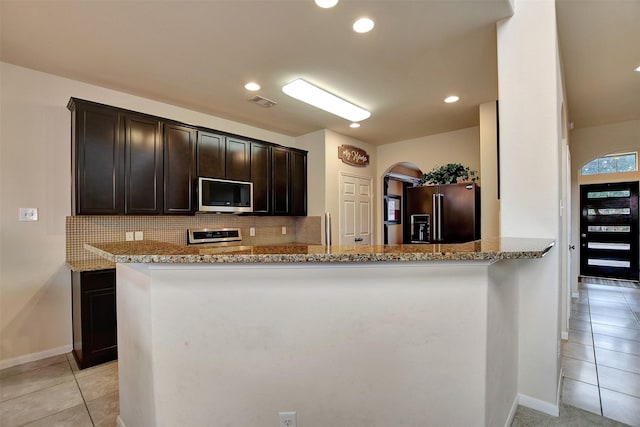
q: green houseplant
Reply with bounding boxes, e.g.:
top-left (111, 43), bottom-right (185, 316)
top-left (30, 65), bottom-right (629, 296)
top-left (418, 163), bottom-right (478, 186)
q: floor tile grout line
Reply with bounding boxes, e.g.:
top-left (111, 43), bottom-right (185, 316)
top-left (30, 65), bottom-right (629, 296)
top-left (598, 383), bottom-right (640, 401)
top-left (0, 373), bottom-right (76, 406)
top-left (5, 356), bottom-right (86, 427)
top-left (67, 354), bottom-right (97, 427)
top-left (587, 288), bottom-right (606, 417)
top-left (0, 358), bottom-right (69, 382)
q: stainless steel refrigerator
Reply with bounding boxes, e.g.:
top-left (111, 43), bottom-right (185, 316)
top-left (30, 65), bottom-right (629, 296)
top-left (405, 183), bottom-right (481, 243)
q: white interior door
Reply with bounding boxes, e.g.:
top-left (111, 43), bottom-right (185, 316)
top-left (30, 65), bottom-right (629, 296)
top-left (339, 173), bottom-right (372, 245)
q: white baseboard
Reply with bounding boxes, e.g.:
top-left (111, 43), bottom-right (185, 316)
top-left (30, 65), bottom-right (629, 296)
top-left (0, 344), bottom-right (72, 370)
top-left (503, 394), bottom-right (520, 427)
top-left (117, 415), bottom-right (126, 427)
top-left (518, 393), bottom-right (559, 417)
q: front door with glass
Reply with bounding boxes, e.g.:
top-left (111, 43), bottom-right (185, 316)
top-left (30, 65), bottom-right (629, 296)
top-left (580, 181), bottom-right (639, 280)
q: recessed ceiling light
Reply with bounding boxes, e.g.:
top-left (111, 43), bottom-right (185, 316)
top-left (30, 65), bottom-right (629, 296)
top-left (282, 79), bottom-right (371, 122)
top-left (353, 18), bottom-right (374, 33)
top-left (444, 96), bottom-right (459, 103)
top-left (315, 0), bottom-right (338, 8)
top-left (244, 82), bottom-right (261, 91)
top-left (350, 123), bottom-right (361, 128)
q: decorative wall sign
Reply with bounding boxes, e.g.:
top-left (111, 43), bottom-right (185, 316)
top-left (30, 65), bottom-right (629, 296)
top-left (338, 145), bottom-right (369, 167)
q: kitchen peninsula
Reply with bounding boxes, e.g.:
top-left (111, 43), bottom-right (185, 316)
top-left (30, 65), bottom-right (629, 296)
top-left (86, 238), bottom-right (553, 427)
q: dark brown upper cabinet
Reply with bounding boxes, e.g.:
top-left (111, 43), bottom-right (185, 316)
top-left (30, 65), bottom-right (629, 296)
top-left (271, 147), bottom-right (307, 216)
top-left (69, 98), bottom-right (307, 217)
top-left (225, 137), bottom-right (251, 182)
top-left (250, 142), bottom-right (271, 214)
top-left (70, 100), bottom-right (163, 215)
top-left (70, 100), bottom-right (124, 215)
top-left (271, 147), bottom-right (290, 215)
top-left (290, 149), bottom-right (307, 216)
top-left (124, 115), bottom-right (163, 214)
top-left (196, 131), bottom-right (225, 179)
top-left (164, 123), bottom-right (196, 214)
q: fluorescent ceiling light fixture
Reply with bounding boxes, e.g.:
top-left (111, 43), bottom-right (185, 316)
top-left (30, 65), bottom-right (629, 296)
top-left (282, 79), bottom-right (371, 122)
top-left (315, 0), bottom-right (338, 8)
top-left (353, 17), bottom-right (374, 33)
top-left (444, 95), bottom-right (459, 103)
top-left (244, 82), bottom-right (261, 91)
top-left (349, 123), bottom-right (361, 128)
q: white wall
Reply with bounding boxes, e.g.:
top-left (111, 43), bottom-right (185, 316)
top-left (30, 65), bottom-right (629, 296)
top-left (0, 62), bottom-right (295, 366)
top-left (293, 130), bottom-right (326, 217)
top-left (377, 127), bottom-right (481, 178)
top-left (571, 120), bottom-right (640, 171)
top-left (117, 260), bottom-right (519, 427)
top-left (497, 0), bottom-right (563, 414)
top-left (480, 101), bottom-right (500, 239)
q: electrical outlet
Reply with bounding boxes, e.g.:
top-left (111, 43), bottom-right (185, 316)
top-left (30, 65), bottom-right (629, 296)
top-left (134, 231), bottom-right (143, 241)
top-left (281, 226), bottom-right (287, 235)
top-left (126, 232), bottom-right (134, 241)
top-left (250, 227), bottom-right (255, 236)
top-left (279, 412), bottom-right (296, 427)
top-left (19, 208), bottom-right (38, 222)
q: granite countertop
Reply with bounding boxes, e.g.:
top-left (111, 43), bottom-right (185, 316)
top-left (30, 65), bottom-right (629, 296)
top-left (75, 238), bottom-right (554, 269)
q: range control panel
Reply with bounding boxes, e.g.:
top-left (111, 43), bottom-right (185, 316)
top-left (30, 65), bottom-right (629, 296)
top-left (187, 228), bottom-right (242, 245)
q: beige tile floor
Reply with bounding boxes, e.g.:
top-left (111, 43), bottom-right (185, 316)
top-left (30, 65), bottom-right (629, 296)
top-left (0, 353), bottom-right (119, 427)
top-left (562, 277), bottom-right (640, 427)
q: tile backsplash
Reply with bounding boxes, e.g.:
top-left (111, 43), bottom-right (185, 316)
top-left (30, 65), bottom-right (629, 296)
top-left (66, 214), bottom-right (321, 262)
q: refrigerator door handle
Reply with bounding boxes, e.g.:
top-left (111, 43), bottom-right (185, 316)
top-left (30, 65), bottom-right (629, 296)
top-left (433, 193), bottom-right (444, 242)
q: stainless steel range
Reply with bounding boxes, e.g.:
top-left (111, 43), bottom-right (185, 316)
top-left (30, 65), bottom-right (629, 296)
top-left (187, 228), bottom-right (242, 245)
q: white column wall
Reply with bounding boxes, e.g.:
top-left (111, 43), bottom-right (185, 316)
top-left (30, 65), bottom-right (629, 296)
top-left (116, 261), bottom-right (521, 427)
top-left (497, 0), bottom-right (563, 414)
top-left (480, 101), bottom-right (500, 239)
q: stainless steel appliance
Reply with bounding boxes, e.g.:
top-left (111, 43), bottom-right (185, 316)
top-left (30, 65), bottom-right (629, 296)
top-left (406, 183), bottom-right (480, 243)
top-left (197, 177), bottom-right (253, 213)
top-left (410, 214), bottom-right (430, 243)
top-left (187, 228), bottom-right (242, 245)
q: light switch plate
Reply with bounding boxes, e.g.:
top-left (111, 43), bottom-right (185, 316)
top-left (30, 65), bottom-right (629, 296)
top-left (19, 208), bottom-right (38, 221)
top-left (126, 232), bottom-right (134, 241)
top-left (281, 226), bottom-right (287, 235)
top-left (250, 227), bottom-right (256, 236)
top-left (134, 231), bottom-right (143, 241)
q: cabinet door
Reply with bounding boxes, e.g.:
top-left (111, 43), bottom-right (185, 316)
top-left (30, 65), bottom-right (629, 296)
top-left (164, 123), bottom-right (196, 214)
top-left (250, 142), bottom-right (271, 213)
top-left (196, 131), bottom-right (225, 178)
top-left (72, 269), bottom-right (117, 369)
top-left (225, 137), bottom-right (251, 182)
top-left (290, 150), bottom-right (307, 216)
top-left (271, 147), bottom-right (290, 215)
top-left (73, 103), bottom-right (124, 214)
top-left (125, 115), bottom-right (163, 214)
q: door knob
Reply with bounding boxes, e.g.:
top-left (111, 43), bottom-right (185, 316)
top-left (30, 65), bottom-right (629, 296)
top-left (355, 237), bottom-right (363, 242)
top-left (569, 245), bottom-right (575, 250)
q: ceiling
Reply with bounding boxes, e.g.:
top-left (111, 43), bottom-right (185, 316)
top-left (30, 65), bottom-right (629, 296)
top-left (0, 1), bottom-right (637, 146)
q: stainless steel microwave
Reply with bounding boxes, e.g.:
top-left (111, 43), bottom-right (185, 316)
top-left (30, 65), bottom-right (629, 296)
top-left (197, 177), bottom-right (253, 213)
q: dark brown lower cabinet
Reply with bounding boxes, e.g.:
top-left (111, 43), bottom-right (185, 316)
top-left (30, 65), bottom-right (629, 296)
top-left (72, 269), bottom-right (117, 369)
